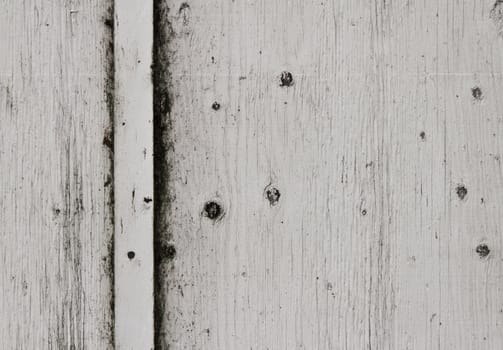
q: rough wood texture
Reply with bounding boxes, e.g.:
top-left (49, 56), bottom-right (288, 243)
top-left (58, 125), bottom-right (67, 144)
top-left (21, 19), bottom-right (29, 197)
top-left (0, 1), bottom-right (114, 348)
top-left (155, 0), bottom-right (503, 349)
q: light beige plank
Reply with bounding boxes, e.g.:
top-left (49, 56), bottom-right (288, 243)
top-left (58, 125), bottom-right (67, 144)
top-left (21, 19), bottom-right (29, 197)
top-left (114, 0), bottom-right (154, 349)
top-left (0, 1), bottom-right (114, 348)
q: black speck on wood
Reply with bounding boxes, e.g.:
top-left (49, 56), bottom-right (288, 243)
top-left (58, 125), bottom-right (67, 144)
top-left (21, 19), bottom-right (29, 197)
top-left (203, 201), bottom-right (223, 220)
top-left (104, 18), bottom-right (113, 29)
top-left (471, 87), bottom-right (483, 100)
top-left (265, 186), bottom-right (281, 206)
top-left (280, 71), bottom-right (294, 87)
top-left (456, 185), bottom-right (468, 200)
top-left (476, 244), bottom-right (490, 258)
top-left (212, 101), bottom-right (221, 111)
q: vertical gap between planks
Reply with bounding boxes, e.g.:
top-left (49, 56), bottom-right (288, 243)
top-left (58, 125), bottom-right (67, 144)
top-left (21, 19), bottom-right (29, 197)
top-left (152, 0), bottom-right (170, 347)
top-left (114, 0), bottom-right (154, 349)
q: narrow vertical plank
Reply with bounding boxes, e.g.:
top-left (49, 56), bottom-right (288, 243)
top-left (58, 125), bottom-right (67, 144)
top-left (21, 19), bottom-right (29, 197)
top-left (155, 0), bottom-right (503, 349)
top-left (0, 0), bottom-right (114, 349)
top-left (114, 0), bottom-right (154, 349)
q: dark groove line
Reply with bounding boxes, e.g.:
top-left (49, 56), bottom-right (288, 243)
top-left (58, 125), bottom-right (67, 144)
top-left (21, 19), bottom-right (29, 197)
top-left (152, 1), bottom-right (173, 348)
top-left (104, 1), bottom-right (116, 347)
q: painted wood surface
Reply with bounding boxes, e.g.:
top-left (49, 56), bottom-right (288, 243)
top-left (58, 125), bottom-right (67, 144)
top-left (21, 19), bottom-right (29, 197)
top-left (155, 0), bottom-right (503, 349)
top-left (114, 0), bottom-right (154, 349)
top-left (0, 1), bottom-right (114, 348)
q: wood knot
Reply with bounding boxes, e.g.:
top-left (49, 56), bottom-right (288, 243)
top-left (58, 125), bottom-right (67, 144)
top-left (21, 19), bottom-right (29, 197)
top-left (279, 71), bottom-right (294, 87)
top-left (476, 244), bottom-right (490, 258)
top-left (456, 185), bottom-right (468, 200)
top-left (265, 185), bottom-right (281, 206)
top-left (203, 201), bottom-right (223, 220)
top-left (471, 87), bottom-right (483, 101)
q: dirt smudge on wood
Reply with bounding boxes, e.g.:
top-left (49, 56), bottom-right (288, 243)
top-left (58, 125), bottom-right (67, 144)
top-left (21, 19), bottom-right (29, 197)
top-left (152, 1), bottom-right (177, 348)
top-left (491, 0), bottom-right (503, 38)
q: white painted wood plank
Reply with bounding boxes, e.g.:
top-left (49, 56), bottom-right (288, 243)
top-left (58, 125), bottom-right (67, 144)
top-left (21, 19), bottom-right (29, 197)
top-left (0, 0), bottom-right (114, 349)
top-left (155, 0), bottom-right (503, 349)
top-left (114, 0), bottom-right (154, 349)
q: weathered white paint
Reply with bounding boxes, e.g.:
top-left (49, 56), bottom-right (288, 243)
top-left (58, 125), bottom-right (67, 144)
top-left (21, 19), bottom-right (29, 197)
top-left (156, 0), bottom-right (503, 349)
top-left (114, 0), bottom-right (154, 349)
top-left (0, 0), bottom-right (114, 349)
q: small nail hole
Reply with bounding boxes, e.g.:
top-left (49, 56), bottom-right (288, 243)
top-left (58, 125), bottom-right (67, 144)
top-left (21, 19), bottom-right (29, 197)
top-left (279, 71), bottom-right (294, 87)
top-left (212, 102), bottom-right (221, 110)
top-left (471, 87), bottom-right (483, 100)
top-left (127, 251), bottom-right (135, 260)
top-left (265, 185), bottom-right (281, 206)
top-left (203, 201), bottom-right (223, 220)
top-left (456, 185), bottom-right (468, 200)
top-left (476, 244), bottom-right (490, 258)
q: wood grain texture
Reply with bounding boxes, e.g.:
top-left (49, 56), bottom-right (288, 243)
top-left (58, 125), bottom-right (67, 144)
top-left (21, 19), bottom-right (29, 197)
top-left (155, 0), bottom-right (503, 349)
top-left (0, 1), bottom-right (114, 348)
